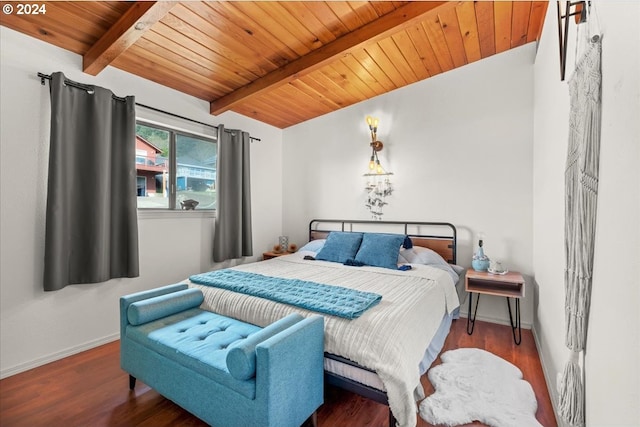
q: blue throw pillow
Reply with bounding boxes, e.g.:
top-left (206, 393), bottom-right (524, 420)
top-left (316, 232), bottom-right (363, 263)
top-left (127, 288), bottom-right (204, 326)
top-left (354, 233), bottom-right (405, 270)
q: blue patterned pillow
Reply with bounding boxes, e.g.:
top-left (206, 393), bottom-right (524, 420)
top-left (355, 233), bottom-right (405, 269)
top-left (316, 232), bottom-right (363, 263)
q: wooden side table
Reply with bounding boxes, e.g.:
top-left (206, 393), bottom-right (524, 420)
top-left (262, 251), bottom-right (291, 260)
top-left (465, 270), bottom-right (525, 345)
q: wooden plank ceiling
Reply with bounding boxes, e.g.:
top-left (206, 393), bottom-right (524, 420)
top-left (1, 1), bottom-right (548, 129)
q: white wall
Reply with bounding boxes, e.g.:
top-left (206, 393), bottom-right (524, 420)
top-left (282, 44), bottom-right (536, 328)
top-left (4, 9), bottom-right (638, 424)
top-left (533, 2), bottom-right (640, 425)
top-left (0, 27), bottom-right (283, 377)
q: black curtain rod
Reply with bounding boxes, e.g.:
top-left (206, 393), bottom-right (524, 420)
top-left (37, 72), bottom-right (261, 142)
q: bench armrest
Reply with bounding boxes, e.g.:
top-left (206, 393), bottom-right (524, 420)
top-left (256, 315), bottom-right (325, 426)
top-left (227, 313), bottom-right (304, 380)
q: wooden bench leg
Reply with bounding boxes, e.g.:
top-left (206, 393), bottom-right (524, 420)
top-left (129, 375), bottom-right (137, 390)
top-left (301, 411), bottom-right (317, 427)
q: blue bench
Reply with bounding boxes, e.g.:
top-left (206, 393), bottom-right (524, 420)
top-left (120, 284), bottom-right (324, 427)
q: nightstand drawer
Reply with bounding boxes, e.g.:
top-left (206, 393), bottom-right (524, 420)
top-left (465, 270), bottom-right (525, 298)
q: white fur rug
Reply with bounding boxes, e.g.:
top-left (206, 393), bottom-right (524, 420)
top-left (419, 348), bottom-right (542, 427)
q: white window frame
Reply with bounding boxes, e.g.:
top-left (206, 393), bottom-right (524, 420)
top-left (135, 119), bottom-right (217, 218)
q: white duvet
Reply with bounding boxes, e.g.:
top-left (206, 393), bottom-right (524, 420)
top-left (187, 252), bottom-right (459, 427)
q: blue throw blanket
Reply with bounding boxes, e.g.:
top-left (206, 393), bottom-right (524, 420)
top-left (189, 269), bottom-right (382, 319)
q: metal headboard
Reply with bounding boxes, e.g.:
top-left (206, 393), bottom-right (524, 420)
top-left (308, 219), bottom-right (457, 265)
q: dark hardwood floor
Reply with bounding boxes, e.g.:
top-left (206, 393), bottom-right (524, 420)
top-left (0, 318), bottom-right (556, 427)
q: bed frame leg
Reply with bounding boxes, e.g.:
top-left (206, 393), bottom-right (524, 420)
top-left (388, 408), bottom-right (396, 427)
top-left (129, 375), bottom-right (136, 390)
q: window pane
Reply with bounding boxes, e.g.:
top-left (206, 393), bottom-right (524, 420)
top-left (176, 134), bottom-right (217, 210)
top-left (135, 124), bottom-right (169, 209)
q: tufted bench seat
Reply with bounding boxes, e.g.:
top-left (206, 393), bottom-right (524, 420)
top-left (120, 283), bottom-right (324, 427)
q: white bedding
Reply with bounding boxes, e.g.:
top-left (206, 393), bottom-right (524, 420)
top-left (187, 252), bottom-right (459, 427)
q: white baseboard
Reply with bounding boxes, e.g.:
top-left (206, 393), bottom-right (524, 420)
top-left (531, 324), bottom-right (564, 427)
top-left (458, 310), bottom-right (533, 330)
top-left (0, 333), bottom-right (119, 380)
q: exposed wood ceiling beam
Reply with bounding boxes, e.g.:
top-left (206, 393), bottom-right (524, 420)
top-left (210, 1), bottom-right (448, 116)
top-left (83, 1), bottom-right (177, 76)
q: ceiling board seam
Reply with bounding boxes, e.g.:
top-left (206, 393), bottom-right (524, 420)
top-left (180, 2), bottom-right (282, 71)
top-left (165, 5), bottom-right (274, 79)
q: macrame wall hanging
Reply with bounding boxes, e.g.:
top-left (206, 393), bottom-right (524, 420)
top-left (558, 3), bottom-right (602, 425)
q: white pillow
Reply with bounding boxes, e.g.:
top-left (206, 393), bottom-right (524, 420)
top-left (398, 246), bottom-right (459, 283)
top-left (450, 264), bottom-right (465, 276)
top-left (398, 246), bottom-right (449, 266)
top-left (298, 239), bottom-right (326, 254)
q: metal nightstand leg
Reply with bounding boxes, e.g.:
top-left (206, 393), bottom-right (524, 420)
top-left (466, 292), bottom-right (480, 335)
top-left (506, 297), bottom-right (522, 345)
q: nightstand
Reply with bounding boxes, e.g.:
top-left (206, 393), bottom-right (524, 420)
top-left (262, 251), bottom-right (290, 260)
top-left (465, 270), bottom-right (525, 345)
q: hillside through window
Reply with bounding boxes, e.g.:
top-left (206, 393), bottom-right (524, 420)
top-left (135, 122), bottom-right (217, 210)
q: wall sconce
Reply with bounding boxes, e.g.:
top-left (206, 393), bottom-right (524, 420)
top-left (363, 115), bottom-right (393, 220)
top-left (557, 1), bottom-right (591, 81)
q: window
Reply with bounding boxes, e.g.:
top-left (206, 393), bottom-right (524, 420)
top-left (135, 122), bottom-right (217, 210)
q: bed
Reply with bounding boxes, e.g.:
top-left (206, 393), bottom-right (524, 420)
top-left (187, 220), bottom-right (464, 427)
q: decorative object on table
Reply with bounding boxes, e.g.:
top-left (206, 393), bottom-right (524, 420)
top-left (489, 260), bottom-right (507, 274)
top-left (363, 115), bottom-right (393, 220)
top-left (272, 244), bottom-right (283, 254)
top-left (288, 243), bottom-right (298, 253)
top-left (471, 233), bottom-right (490, 271)
top-left (278, 236), bottom-right (289, 253)
top-left (419, 348), bottom-right (542, 427)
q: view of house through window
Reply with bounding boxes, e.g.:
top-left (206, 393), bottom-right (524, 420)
top-left (135, 122), bottom-right (217, 210)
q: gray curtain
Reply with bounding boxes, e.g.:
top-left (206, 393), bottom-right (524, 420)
top-left (43, 72), bottom-right (139, 291)
top-left (213, 125), bottom-right (253, 262)
top-left (558, 36), bottom-right (602, 426)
